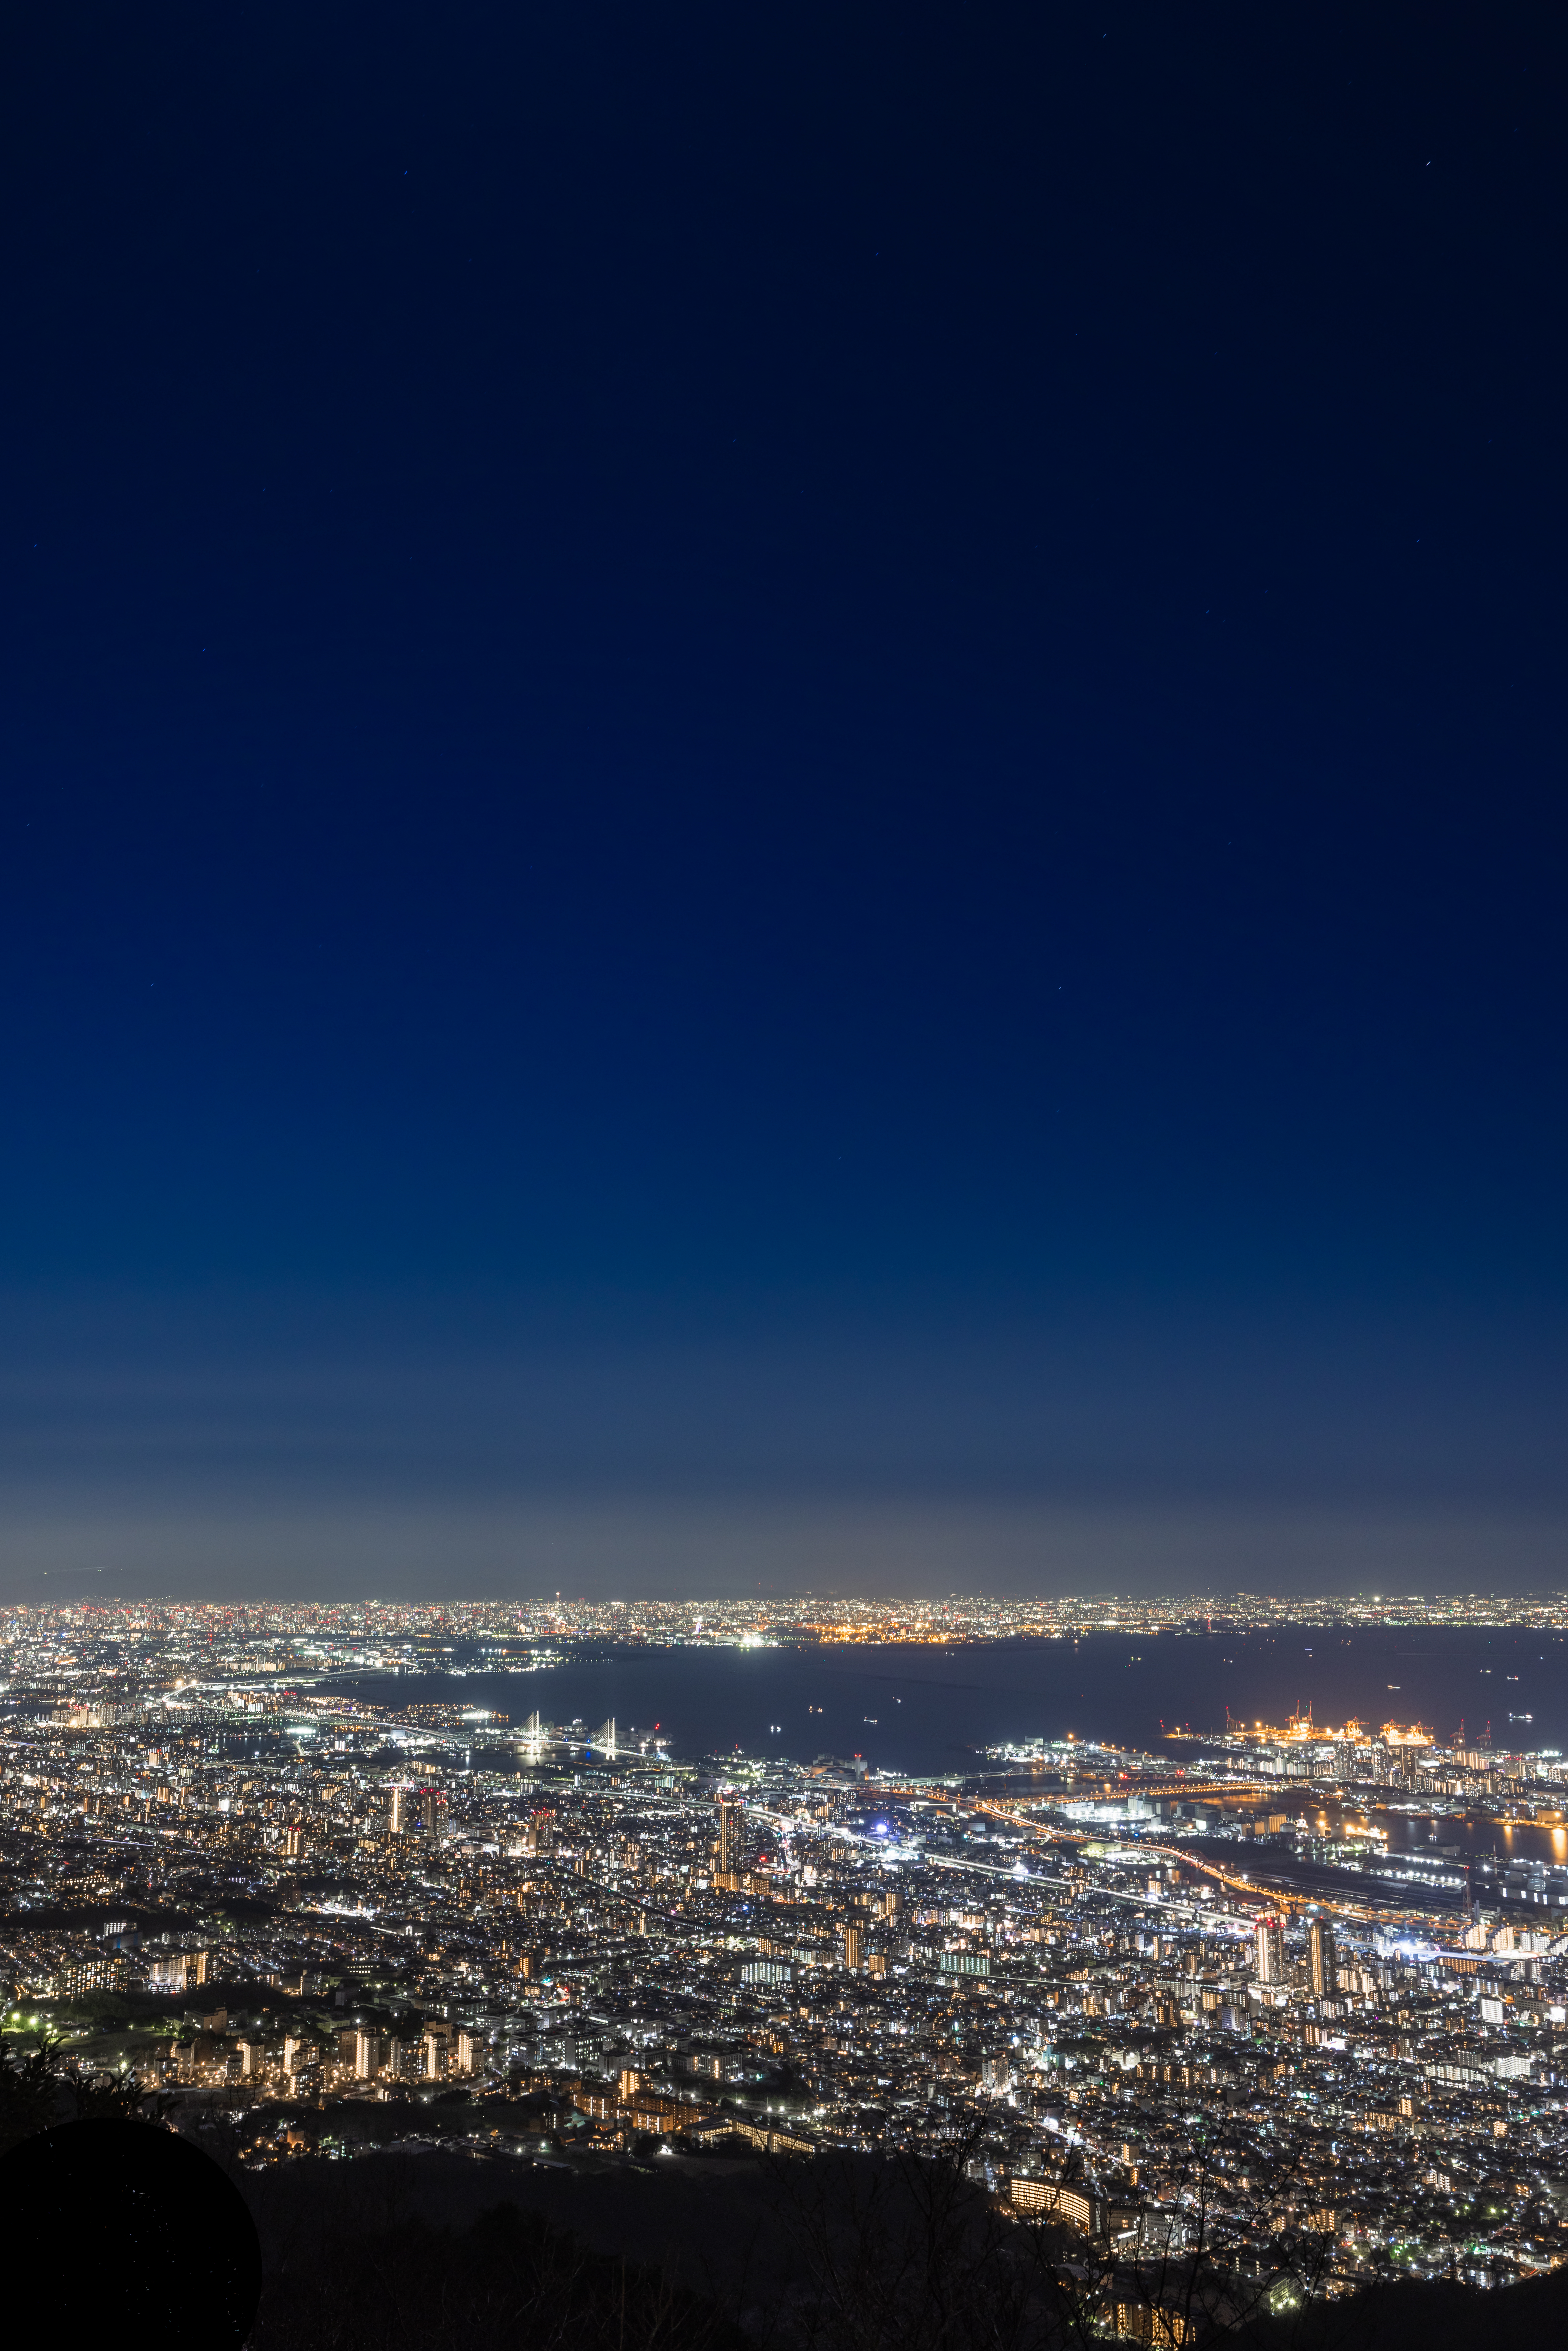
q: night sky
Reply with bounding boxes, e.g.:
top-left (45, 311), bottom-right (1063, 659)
top-left (1, 6), bottom-right (1564, 1597)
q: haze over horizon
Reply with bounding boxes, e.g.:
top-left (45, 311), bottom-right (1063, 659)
top-left (1, 6), bottom-right (1564, 1599)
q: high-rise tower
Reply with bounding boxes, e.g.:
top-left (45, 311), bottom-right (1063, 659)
top-left (1254, 1915), bottom-right (1285, 1985)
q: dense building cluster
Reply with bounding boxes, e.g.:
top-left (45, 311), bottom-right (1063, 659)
top-left (2, 1600), bottom-right (1567, 2310)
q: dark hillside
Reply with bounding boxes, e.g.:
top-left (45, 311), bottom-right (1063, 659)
top-left (241, 2144), bottom-right (1568, 2351)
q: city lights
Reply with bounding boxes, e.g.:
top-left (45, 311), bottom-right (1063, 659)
top-left (0, 1592), bottom-right (1564, 2290)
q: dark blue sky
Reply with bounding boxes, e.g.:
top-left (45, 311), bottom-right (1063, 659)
top-left (0, 4), bottom-right (1564, 1594)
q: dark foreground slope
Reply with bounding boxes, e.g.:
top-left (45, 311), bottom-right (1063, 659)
top-left (241, 2144), bottom-right (1568, 2351)
top-left (6, 2043), bottom-right (1561, 2351)
top-left (251, 2193), bottom-right (743, 2351)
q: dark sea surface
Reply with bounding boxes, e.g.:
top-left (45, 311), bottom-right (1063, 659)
top-left (324, 1622), bottom-right (1568, 1783)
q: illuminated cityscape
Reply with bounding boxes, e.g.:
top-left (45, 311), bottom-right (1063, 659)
top-left (6, 0), bottom-right (1563, 2335)
top-left (3, 1594), bottom-right (1567, 2296)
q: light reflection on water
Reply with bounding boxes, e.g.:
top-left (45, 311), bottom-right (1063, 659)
top-left (1308, 1800), bottom-right (1566, 1866)
top-left (322, 1624), bottom-right (1568, 1794)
